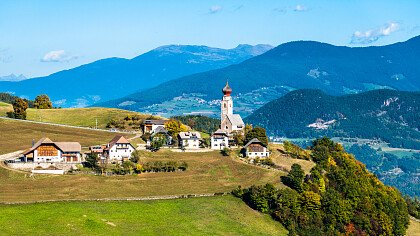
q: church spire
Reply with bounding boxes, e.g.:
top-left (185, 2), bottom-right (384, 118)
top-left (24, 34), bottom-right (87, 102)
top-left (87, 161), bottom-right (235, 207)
top-left (222, 80), bottom-right (232, 96)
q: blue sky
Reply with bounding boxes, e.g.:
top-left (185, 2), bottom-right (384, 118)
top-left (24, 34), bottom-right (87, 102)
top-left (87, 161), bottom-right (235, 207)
top-left (1, 0), bottom-right (420, 78)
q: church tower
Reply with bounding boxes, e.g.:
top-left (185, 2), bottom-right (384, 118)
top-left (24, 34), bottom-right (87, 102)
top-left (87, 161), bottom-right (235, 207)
top-left (221, 81), bottom-right (233, 120)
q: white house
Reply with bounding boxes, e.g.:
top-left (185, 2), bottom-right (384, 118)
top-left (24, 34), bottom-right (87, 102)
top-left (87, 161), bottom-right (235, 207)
top-left (103, 135), bottom-right (135, 162)
top-left (243, 138), bottom-right (270, 158)
top-left (179, 131), bottom-right (201, 149)
top-left (22, 137), bottom-right (82, 163)
top-left (211, 129), bottom-right (229, 150)
top-left (142, 119), bottom-right (167, 134)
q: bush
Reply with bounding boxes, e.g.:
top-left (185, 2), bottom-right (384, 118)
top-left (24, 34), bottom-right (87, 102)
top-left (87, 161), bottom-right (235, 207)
top-left (221, 147), bottom-right (231, 156)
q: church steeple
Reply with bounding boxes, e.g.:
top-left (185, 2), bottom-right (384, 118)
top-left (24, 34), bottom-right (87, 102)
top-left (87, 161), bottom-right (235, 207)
top-left (222, 80), bottom-right (232, 96)
top-left (221, 81), bottom-right (233, 120)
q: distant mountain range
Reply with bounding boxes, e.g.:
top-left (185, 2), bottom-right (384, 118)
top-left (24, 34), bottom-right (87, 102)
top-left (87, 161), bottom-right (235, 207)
top-left (98, 36), bottom-right (420, 117)
top-left (245, 89), bottom-right (420, 149)
top-left (0, 74), bottom-right (27, 82)
top-left (0, 44), bottom-right (272, 107)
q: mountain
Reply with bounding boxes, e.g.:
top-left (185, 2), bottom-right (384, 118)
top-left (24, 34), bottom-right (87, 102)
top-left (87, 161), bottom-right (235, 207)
top-left (98, 36), bottom-right (420, 117)
top-left (244, 89), bottom-right (420, 149)
top-left (0, 74), bottom-right (27, 82)
top-left (0, 44), bottom-right (272, 107)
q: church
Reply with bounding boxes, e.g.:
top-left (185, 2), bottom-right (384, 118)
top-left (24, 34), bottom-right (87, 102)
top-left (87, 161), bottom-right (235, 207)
top-left (211, 82), bottom-right (245, 150)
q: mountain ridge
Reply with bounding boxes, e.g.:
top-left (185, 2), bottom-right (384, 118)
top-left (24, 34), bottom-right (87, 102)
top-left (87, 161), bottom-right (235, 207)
top-left (244, 89), bottom-right (420, 149)
top-left (0, 44), bottom-right (273, 107)
top-left (97, 35), bottom-right (420, 115)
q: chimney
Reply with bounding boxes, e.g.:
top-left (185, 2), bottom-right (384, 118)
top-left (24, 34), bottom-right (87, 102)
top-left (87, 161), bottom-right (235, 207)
top-left (32, 139), bottom-right (35, 147)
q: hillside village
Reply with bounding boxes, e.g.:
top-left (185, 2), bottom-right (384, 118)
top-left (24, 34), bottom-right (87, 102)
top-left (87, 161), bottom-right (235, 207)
top-left (3, 82), bottom-right (271, 174)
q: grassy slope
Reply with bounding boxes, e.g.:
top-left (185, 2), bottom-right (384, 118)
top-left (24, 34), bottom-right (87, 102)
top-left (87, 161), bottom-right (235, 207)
top-left (0, 118), bottom-right (133, 154)
top-left (0, 104), bottom-right (153, 129)
top-left (0, 148), bottom-right (282, 203)
top-left (0, 196), bottom-right (287, 236)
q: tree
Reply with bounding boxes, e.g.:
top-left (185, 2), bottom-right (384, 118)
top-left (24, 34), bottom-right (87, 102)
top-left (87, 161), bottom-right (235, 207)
top-left (232, 131), bottom-right (245, 146)
top-left (150, 133), bottom-right (167, 151)
top-left (221, 147), bottom-right (231, 156)
top-left (165, 119), bottom-right (188, 137)
top-left (12, 98), bottom-right (28, 120)
top-left (201, 137), bottom-right (210, 148)
top-left (281, 163), bottom-right (305, 192)
top-left (245, 127), bottom-right (268, 146)
top-left (34, 94), bottom-right (53, 109)
top-left (130, 150), bottom-right (141, 163)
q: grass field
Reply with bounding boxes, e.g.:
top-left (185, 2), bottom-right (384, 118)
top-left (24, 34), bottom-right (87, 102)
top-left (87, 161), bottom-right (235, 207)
top-left (0, 147), bottom-right (283, 203)
top-left (0, 103), bottom-right (155, 129)
top-left (0, 118), bottom-right (133, 154)
top-left (0, 196), bottom-right (288, 236)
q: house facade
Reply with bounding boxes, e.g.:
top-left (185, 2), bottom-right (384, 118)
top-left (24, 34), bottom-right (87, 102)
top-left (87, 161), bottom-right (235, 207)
top-left (243, 138), bottom-right (270, 158)
top-left (103, 135), bottom-right (135, 162)
top-left (179, 131), bottom-right (201, 149)
top-left (211, 129), bottom-right (229, 150)
top-left (22, 137), bottom-right (82, 163)
top-left (142, 119), bottom-right (167, 134)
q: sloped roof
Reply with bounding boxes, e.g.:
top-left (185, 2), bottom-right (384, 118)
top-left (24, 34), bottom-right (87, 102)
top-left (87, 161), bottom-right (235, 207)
top-left (179, 131), bottom-right (201, 140)
top-left (142, 119), bottom-right (166, 125)
top-left (22, 137), bottom-right (81, 155)
top-left (153, 126), bottom-right (168, 134)
top-left (105, 135), bottom-right (132, 150)
top-left (212, 129), bottom-right (228, 136)
top-left (226, 114), bottom-right (244, 127)
top-left (243, 138), bottom-right (267, 148)
top-left (55, 142), bottom-right (81, 152)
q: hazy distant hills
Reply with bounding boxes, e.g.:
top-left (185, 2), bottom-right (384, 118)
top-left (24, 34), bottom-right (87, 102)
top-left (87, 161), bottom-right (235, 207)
top-left (0, 74), bottom-right (27, 82)
top-left (0, 44), bottom-right (272, 107)
top-left (245, 89), bottom-right (420, 149)
top-left (99, 36), bottom-right (420, 116)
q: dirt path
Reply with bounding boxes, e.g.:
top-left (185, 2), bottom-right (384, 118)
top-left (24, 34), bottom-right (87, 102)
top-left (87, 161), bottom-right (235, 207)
top-left (0, 192), bottom-right (229, 205)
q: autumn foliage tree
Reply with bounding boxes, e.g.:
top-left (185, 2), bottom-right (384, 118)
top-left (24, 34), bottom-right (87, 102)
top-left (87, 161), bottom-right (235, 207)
top-left (11, 98), bottom-right (28, 120)
top-left (234, 138), bottom-right (409, 236)
top-left (34, 94), bottom-right (53, 109)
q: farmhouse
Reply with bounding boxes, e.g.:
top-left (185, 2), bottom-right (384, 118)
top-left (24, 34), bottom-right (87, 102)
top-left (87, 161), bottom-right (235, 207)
top-left (179, 131), bottom-right (201, 149)
top-left (142, 119), bottom-right (167, 134)
top-left (243, 138), bottom-right (270, 158)
top-left (210, 129), bottom-right (229, 150)
top-left (103, 135), bottom-right (135, 162)
top-left (22, 137), bottom-right (82, 163)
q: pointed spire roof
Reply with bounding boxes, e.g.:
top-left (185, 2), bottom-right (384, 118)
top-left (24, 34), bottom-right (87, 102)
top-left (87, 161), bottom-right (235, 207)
top-left (222, 80), bottom-right (232, 96)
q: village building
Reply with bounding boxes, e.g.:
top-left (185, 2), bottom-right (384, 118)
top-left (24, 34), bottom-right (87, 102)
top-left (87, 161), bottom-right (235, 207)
top-left (219, 82), bottom-right (245, 135)
top-left (22, 137), bottom-right (82, 163)
top-left (141, 119), bottom-right (167, 134)
top-left (210, 129), bottom-right (229, 150)
top-left (211, 82), bottom-right (245, 148)
top-left (103, 135), bottom-right (135, 162)
top-left (242, 138), bottom-right (270, 158)
top-left (151, 126), bottom-right (172, 146)
top-left (178, 131), bottom-right (201, 149)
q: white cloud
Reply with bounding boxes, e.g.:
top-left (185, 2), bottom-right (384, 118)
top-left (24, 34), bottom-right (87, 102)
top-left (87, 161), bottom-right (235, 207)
top-left (209, 5), bottom-right (222, 14)
top-left (294, 4), bottom-right (307, 12)
top-left (41, 50), bottom-right (78, 62)
top-left (351, 22), bottom-right (400, 44)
